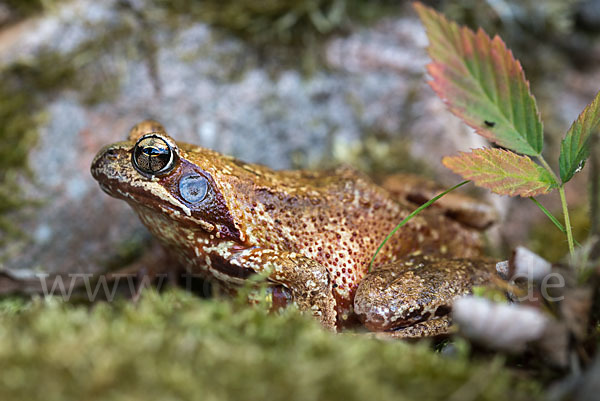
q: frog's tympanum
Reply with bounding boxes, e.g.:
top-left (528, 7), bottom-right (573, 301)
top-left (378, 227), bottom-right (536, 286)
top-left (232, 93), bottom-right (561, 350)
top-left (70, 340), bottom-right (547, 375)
top-left (91, 121), bottom-right (499, 337)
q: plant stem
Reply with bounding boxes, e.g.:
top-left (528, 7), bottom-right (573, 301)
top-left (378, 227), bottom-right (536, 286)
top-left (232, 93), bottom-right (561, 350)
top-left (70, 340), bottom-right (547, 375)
top-left (369, 180), bottom-right (470, 271)
top-left (529, 197), bottom-right (581, 247)
top-left (559, 185), bottom-right (575, 257)
top-left (529, 197), bottom-right (567, 234)
top-left (537, 154), bottom-right (576, 258)
top-left (537, 155), bottom-right (560, 183)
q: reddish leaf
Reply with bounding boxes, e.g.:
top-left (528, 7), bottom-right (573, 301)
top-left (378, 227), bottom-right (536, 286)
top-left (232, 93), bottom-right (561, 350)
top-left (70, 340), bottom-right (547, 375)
top-left (414, 2), bottom-right (543, 156)
top-left (443, 148), bottom-right (557, 197)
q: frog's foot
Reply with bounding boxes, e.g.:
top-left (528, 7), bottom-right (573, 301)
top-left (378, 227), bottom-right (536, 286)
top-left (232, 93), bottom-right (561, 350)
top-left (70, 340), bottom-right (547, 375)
top-left (353, 255), bottom-right (498, 337)
top-left (272, 254), bottom-right (337, 330)
top-left (375, 316), bottom-right (453, 339)
top-left (293, 284), bottom-right (338, 330)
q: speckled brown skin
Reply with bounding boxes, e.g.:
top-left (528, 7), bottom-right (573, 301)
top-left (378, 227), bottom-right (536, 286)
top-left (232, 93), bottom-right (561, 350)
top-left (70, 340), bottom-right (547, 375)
top-left (91, 120), bottom-right (496, 333)
top-left (354, 255), bottom-right (497, 337)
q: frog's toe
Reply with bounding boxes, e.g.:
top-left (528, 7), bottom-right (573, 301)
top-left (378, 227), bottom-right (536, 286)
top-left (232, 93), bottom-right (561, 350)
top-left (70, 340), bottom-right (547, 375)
top-left (373, 316), bottom-right (453, 339)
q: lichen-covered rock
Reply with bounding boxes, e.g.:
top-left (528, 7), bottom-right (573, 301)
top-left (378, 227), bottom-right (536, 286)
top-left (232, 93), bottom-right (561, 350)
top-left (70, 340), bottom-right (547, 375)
top-left (0, 0), bottom-right (482, 277)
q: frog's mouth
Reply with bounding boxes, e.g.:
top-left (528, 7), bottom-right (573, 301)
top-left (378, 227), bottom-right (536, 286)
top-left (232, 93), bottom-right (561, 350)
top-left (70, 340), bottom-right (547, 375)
top-left (92, 143), bottom-right (193, 217)
top-left (97, 182), bottom-right (115, 197)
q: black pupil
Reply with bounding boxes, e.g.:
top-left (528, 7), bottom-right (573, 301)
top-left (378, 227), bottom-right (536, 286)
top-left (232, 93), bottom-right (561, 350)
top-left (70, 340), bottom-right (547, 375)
top-left (144, 147), bottom-right (165, 156)
top-left (133, 137), bottom-right (172, 174)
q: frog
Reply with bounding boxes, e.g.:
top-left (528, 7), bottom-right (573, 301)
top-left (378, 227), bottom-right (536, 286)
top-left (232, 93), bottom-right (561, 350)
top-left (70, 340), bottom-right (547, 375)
top-left (91, 120), bottom-right (499, 337)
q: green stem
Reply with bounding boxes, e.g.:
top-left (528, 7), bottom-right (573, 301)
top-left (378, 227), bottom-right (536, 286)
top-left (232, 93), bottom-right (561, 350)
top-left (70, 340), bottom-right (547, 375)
top-left (369, 180), bottom-right (470, 271)
top-left (559, 185), bottom-right (575, 257)
top-left (537, 155), bottom-right (559, 182)
top-left (529, 197), bottom-right (566, 233)
top-left (537, 154), bottom-right (575, 258)
top-left (529, 197), bottom-right (581, 247)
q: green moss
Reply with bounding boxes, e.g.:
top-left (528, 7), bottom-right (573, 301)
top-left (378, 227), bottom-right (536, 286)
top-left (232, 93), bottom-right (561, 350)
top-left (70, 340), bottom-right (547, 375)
top-left (154, 0), bottom-right (395, 43)
top-left (0, 63), bottom-right (49, 241)
top-left (1, 1), bottom-right (51, 24)
top-left (0, 52), bottom-right (78, 169)
top-left (0, 296), bottom-right (29, 314)
top-left (0, 290), bottom-right (540, 401)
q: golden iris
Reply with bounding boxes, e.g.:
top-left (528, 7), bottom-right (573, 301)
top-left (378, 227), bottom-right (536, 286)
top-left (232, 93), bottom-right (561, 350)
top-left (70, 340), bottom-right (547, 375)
top-left (132, 135), bottom-right (174, 175)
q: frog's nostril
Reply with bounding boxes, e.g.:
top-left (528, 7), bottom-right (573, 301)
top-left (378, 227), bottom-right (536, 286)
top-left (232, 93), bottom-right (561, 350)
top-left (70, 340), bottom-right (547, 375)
top-left (91, 145), bottom-right (122, 170)
top-left (105, 150), bottom-right (119, 160)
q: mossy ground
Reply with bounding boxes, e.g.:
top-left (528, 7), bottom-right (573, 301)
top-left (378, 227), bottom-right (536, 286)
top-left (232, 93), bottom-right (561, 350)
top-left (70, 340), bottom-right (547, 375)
top-left (0, 290), bottom-right (541, 401)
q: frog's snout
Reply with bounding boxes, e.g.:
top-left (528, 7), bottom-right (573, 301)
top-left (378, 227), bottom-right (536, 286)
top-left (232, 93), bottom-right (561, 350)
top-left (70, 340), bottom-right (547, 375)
top-left (90, 142), bottom-right (132, 191)
top-left (91, 146), bottom-right (115, 180)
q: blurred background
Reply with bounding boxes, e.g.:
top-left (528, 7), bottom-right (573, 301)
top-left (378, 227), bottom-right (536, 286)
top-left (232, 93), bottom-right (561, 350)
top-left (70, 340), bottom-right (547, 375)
top-left (0, 0), bottom-right (599, 281)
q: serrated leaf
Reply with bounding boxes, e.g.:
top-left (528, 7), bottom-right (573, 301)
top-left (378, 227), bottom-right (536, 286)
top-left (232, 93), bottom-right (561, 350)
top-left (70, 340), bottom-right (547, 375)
top-left (414, 3), bottom-right (543, 156)
top-left (559, 89), bottom-right (600, 183)
top-left (443, 148), bottom-right (557, 197)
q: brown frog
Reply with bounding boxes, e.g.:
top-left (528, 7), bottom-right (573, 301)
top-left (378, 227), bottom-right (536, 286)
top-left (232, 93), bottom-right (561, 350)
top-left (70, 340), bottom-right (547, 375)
top-left (91, 120), bottom-right (499, 337)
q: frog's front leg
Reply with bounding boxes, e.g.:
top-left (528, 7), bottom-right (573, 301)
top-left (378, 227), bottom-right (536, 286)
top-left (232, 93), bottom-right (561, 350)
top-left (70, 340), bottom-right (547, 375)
top-left (230, 248), bottom-right (337, 329)
top-left (354, 255), bottom-right (498, 338)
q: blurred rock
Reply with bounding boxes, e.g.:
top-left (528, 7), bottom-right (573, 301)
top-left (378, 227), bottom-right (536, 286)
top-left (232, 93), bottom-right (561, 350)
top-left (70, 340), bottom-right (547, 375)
top-left (576, 0), bottom-right (600, 32)
top-left (508, 246), bottom-right (553, 282)
top-left (0, 0), bottom-right (483, 277)
top-left (0, 0), bottom-right (594, 278)
top-left (453, 296), bottom-right (549, 352)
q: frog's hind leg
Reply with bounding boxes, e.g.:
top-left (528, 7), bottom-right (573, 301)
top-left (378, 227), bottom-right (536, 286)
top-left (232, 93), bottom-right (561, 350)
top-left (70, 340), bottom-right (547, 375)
top-left (354, 255), bottom-right (498, 337)
top-left (380, 173), bottom-right (498, 230)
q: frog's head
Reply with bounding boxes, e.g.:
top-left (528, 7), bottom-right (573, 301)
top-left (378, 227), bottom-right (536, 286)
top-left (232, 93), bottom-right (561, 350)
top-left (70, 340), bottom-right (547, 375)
top-left (91, 120), bottom-right (242, 242)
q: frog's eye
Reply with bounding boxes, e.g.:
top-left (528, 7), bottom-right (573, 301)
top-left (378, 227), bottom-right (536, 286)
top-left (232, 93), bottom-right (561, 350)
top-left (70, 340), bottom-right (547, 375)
top-left (179, 174), bottom-right (208, 203)
top-left (132, 135), bottom-right (175, 175)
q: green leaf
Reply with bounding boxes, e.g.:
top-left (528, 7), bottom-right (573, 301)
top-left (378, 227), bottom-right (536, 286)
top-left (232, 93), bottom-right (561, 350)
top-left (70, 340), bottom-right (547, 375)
top-left (443, 148), bottom-right (557, 197)
top-left (414, 2), bottom-right (543, 156)
top-left (559, 89), bottom-right (600, 183)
